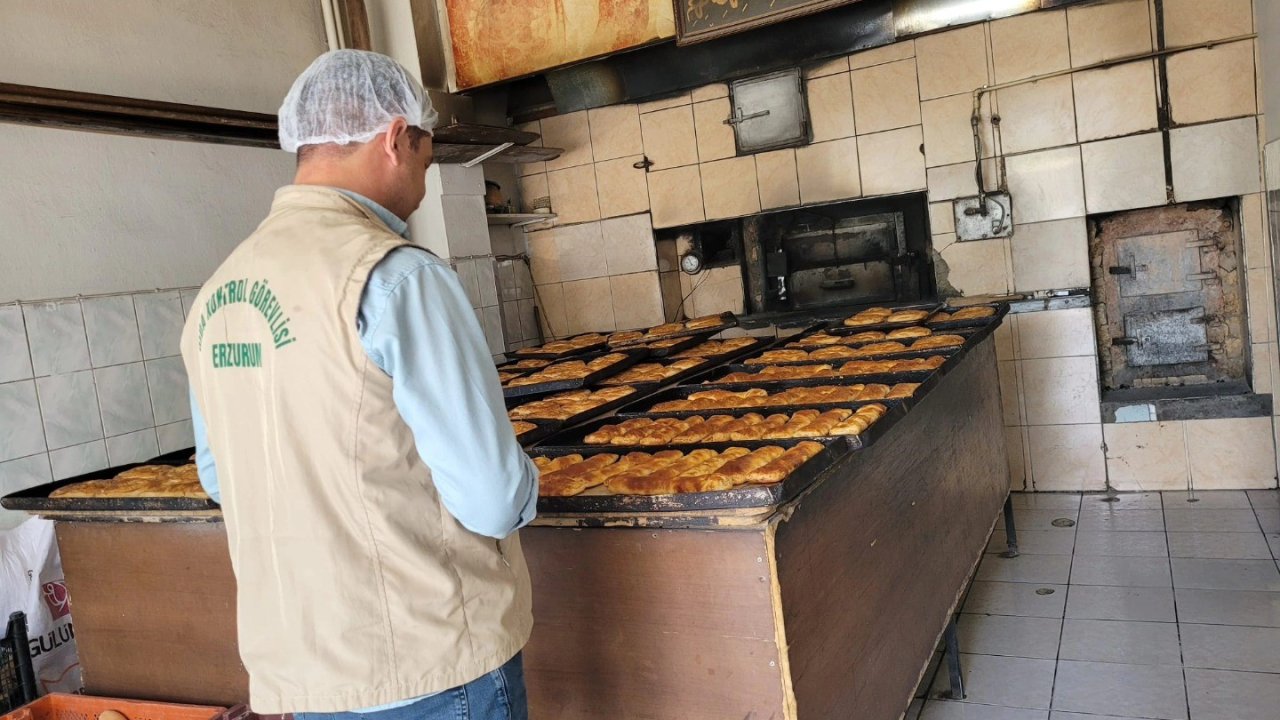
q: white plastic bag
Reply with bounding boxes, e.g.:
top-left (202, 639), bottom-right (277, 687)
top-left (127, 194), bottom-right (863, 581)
top-left (0, 518), bottom-right (82, 695)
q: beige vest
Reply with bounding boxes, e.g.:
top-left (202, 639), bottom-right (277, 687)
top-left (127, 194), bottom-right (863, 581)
top-left (180, 186), bottom-right (532, 714)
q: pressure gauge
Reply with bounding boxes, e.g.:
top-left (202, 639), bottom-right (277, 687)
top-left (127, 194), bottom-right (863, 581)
top-left (679, 251), bottom-right (703, 275)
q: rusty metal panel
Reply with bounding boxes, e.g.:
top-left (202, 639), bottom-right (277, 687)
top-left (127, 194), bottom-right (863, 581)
top-left (1124, 307), bottom-right (1210, 366)
top-left (1115, 231), bottom-right (1202, 297)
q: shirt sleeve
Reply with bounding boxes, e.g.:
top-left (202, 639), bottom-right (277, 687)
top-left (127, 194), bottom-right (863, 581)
top-left (190, 390), bottom-right (221, 504)
top-left (359, 247), bottom-right (538, 538)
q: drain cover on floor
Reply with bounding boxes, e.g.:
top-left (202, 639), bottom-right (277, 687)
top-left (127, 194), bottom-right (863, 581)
top-left (1051, 518), bottom-right (1076, 527)
top-left (1035, 588), bottom-right (1055, 595)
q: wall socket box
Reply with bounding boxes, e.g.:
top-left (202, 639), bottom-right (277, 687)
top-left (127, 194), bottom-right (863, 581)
top-left (954, 192), bottom-right (1013, 241)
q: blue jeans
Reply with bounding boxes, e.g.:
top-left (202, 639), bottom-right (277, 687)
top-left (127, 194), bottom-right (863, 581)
top-left (296, 654), bottom-right (528, 720)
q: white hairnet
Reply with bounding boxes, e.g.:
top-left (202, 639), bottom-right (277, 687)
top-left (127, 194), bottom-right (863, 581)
top-left (278, 49), bottom-right (439, 153)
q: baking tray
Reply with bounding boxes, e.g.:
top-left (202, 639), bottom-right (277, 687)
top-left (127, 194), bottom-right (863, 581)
top-left (689, 365), bottom-right (943, 395)
top-left (532, 438), bottom-right (845, 514)
top-left (925, 302), bottom-right (1011, 331)
top-left (514, 419), bottom-right (560, 447)
top-left (619, 383), bottom-right (926, 418)
top-left (608, 311), bottom-right (740, 348)
top-left (546, 400), bottom-right (907, 452)
top-left (671, 335), bottom-right (775, 362)
top-left (827, 302), bottom-right (945, 334)
top-left (1, 448), bottom-right (213, 514)
top-left (741, 344), bottom-right (964, 367)
top-left (629, 332), bottom-right (715, 357)
top-left (595, 356), bottom-right (721, 392)
top-left (513, 333), bottom-right (610, 360)
top-left (502, 348), bottom-right (650, 399)
top-left (507, 384), bottom-right (650, 427)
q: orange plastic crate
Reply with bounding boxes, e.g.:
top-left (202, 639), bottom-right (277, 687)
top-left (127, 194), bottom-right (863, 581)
top-left (1, 694), bottom-right (225, 720)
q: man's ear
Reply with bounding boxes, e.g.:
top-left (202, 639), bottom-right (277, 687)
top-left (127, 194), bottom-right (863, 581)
top-left (382, 117), bottom-right (410, 166)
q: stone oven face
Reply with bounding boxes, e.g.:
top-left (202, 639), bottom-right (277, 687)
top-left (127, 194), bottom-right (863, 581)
top-left (1090, 200), bottom-right (1248, 392)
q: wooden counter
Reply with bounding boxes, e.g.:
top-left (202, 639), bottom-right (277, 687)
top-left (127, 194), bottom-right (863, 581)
top-left (50, 335), bottom-right (1008, 720)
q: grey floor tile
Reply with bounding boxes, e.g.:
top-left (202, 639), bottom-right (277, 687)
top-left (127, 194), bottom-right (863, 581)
top-left (989, 529), bottom-right (1076, 556)
top-left (1181, 623), bottom-right (1280, 674)
top-left (1171, 558), bottom-right (1280, 592)
top-left (998, 509), bottom-right (1081, 531)
top-left (1167, 532), bottom-right (1273, 560)
top-left (1059, 618), bottom-right (1182, 665)
top-left (922, 700), bottom-right (1049, 720)
top-left (1255, 509), bottom-right (1280, 534)
top-left (1070, 556), bottom-right (1173, 587)
top-left (976, 554), bottom-right (1074, 584)
top-left (928, 653), bottom-right (1055, 710)
top-left (1012, 492), bottom-right (1083, 510)
top-left (1267, 533), bottom-right (1280, 559)
top-left (1076, 509), bottom-right (1165, 532)
top-left (1050, 714), bottom-right (1162, 720)
top-left (963, 581), bottom-right (1067, 618)
top-left (1164, 508), bottom-right (1262, 533)
top-left (1175, 588), bottom-right (1280, 627)
top-left (956, 614), bottom-right (1062, 659)
top-left (1066, 585), bottom-right (1177, 622)
top-left (1074, 531), bottom-right (1169, 558)
top-left (1246, 489), bottom-right (1280, 509)
top-left (1164, 491), bottom-right (1252, 509)
top-left (1082, 493), bottom-right (1164, 511)
top-left (1185, 668), bottom-right (1280, 720)
top-left (1052, 660), bottom-right (1187, 720)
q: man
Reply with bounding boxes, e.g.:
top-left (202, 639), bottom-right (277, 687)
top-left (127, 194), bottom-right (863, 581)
top-left (180, 50), bottom-right (538, 720)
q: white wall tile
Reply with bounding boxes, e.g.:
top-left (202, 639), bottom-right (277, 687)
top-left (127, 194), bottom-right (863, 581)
top-left (804, 55), bottom-right (849, 78)
top-left (850, 59), bottom-right (921, 134)
top-left (0, 453), bottom-right (51, 498)
top-left (1018, 307), bottom-right (1097, 359)
top-left (145, 356), bottom-right (190, 426)
top-left (1082, 133), bottom-right (1168, 215)
top-left (440, 194), bottom-right (492, 258)
top-left (556, 222), bottom-right (608, 282)
top-left (106, 429), bottom-right (159, 466)
top-left (1007, 425), bottom-right (1028, 491)
top-left (426, 163), bottom-right (485, 197)
top-left (995, 76), bottom-right (1076, 155)
top-left (915, 24), bottom-right (989, 101)
top-left (637, 91), bottom-right (692, 114)
top-left (82, 296), bottom-right (142, 368)
top-left (610, 272), bottom-right (666, 330)
top-left (540, 111), bottom-right (593, 171)
top-left (848, 39), bottom-right (915, 71)
top-left (1172, 118), bottom-right (1262, 203)
top-left (858, 126), bottom-right (927, 196)
top-left (921, 92), bottom-right (995, 168)
top-left (133, 291), bottom-right (185, 360)
top-left (1073, 61), bottom-right (1159, 143)
top-left (535, 282), bottom-right (567, 338)
top-left (561, 278), bottom-right (616, 335)
top-left (756, 149), bottom-right (800, 210)
top-left (639, 105), bottom-right (698, 169)
top-left (501, 300), bottom-right (523, 344)
top-left (647, 165), bottom-right (705, 229)
top-left (36, 370), bottom-right (102, 450)
top-left (1105, 421), bottom-right (1190, 492)
top-left (691, 83), bottom-right (729, 102)
top-left (95, 362), bottom-right (154, 437)
top-left (940, 238), bottom-right (1010, 296)
top-left (1186, 417), bottom-right (1277, 490)
top-left (1021, 355), bottom-right (1102, 425)
top-left (702, 156), bottom-right (762, 220)
top-left (454, 259), bottom-right (482, 308)
top-left (990, 9), bottom-right (1070, 83)
top-left (477, 260), bottom-right (499, 308)
top-left (587, 104), bottom-right (643, 162)
top-left (1011, 217), bottom-right (1091, 293)
top-left (526, 229), bottom-right (560, 285)
top-left (517, 299), bottom-right (540, 344)
top-left (23, 301), bottom-right (90, 376)
top-left (927, 160), bottom-right (996, 202)
top-left (1067, 0), bottom-right (1152, 67)
top-left (479, 306), bottom-right (505, 355)
top-left (0, 306), bottom-right (32, 384)
top-left (693, 98), bottom-right (738, 162)
top-left (1028, 423), bottom-right (1106, 491)
top-left (0, 380), bottom-right (46, 462)
top-left (547, 163), bottom-right (601, 226)
top-left (601, 215), bottom-right (658, 276)
top-left (999, 360), bottom-right (1022, 425)
top-left (1006, 146), bottom-right (1086, 224)
top-left (929, 201), bottom-right (955, 236)
top-left (1247, 267), bottom-right (1275, 343)
top-left (50, 440), bottom-right (107, 481)
top-left (807, 72), bottom-right (857, 142)
top-left (595, 155), bottom-right (650, 219)
top-left (1162, 0), bottom-right (1255, 47)
top-left (1167, 40), bottom-right (1258, 126)
top-left (156, 420), bottom-right (195, 454)
top-left (796, 137), bottom-right (861, 205)
top-left (1242, 193), bottom-right (1271, 269)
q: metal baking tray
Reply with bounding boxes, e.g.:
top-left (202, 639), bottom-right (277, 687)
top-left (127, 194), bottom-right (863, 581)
top-left (512, 333), bottom-right (610, 360)
top-left (502, 348), bottom-right (650, 399)
top-left (670, 335), bottom-right (776, 362)
top-left (515, 418), bottom-right (561, 447)
top-left (507, 384), bottom-right (650, 427)
top-left (594, 356), bottom-right (721, 392)
top-left (619, 383), bottom-right (924, 417)
top-left (688, 365), bottom-right (942, 395)
top-left (827, 302), bottom-right (945, 334)
top-left (925, 302), bottom-right (1011, 331)
top-left (532, 438), bottom-right (845, 514)
top-left (608, 311), bottom-right (740, 348)
top-left (2, 448), bottom-right (214, 514)
top-left (741, 346), bottom-right (963, 367)
top-left (546, 400), bottom-right (907, 452)
top-left (617, 331), bottom-right (712, 357)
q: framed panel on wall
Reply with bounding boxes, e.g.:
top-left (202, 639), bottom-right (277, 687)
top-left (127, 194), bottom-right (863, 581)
top-left (675, 0), bottom-right (861, 45)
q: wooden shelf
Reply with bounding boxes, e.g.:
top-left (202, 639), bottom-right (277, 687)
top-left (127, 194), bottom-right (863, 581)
top-left (487, 213), bottom-right (556, 226)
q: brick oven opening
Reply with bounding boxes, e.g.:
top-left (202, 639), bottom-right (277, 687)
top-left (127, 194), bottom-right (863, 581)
top-left (1090, 199), bottom-right (1252, 399)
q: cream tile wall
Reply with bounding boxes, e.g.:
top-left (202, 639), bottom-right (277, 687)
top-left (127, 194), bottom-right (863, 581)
top-left (514, 0), bottom-right (1276, 490)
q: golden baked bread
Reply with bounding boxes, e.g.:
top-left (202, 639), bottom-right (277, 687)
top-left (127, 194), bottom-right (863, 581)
top-left (512, 420), bottom-right (538, 437)
top-left (515, 333), bottom-right (607, 356)
top-left (607, 330), bottom-right (646, 345)
top-left (534, 444), bottom-right (814, 497)
top-left (586, 408), bottom-right (864, 445)
top-left (643, 322), bottom-right (686, 339)
top-left (683, 314), bottom-right (727, 330)
top-left (673, 337), bottom-right (757, 358)
top-left (910, 334), bottom-right (965, 350)
top-left (600, 358), bottom-right (706, 385)
top-left (50, 464), bottom-right (208, 499)
top-left (886, 326), bottom-right (932, 339)
top-left (842, 307), bottom-right (893, 327)
top-left (498, 371), bottom-right (522, 383)
top-left (646, 335), bottom-right (690, 349)
top-left (886, 309), bottom-right (930, 323)
top-left (509, 358), bottom-right (552, 370)
top-left (508, 386), bottom-right (637, 420)
top-left (504, 353), bottom-right (629, 387)
top-left (711, 364), bottom-right (837, 384)
top-left (838, 356), bottom-right (946, 375)
top-left (951, 306), bottom-right (997, 321)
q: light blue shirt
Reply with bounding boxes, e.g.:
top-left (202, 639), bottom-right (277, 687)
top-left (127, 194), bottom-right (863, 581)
top-left (190, 189), bottom-right (538, 712)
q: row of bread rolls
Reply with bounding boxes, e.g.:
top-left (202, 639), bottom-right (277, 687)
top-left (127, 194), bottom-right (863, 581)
top-left (648, 383), bottom-right (918, 412)
top-left (748, 335), bottom-right (964, 364)
top-left (508, 386), bottom-right (636, 421)
top-left (534, 442), bottom-right (824, 496)
top-left (584, 405), bottom-right (887, 446)
top-left (504, 353), bottom-right (629, 387)
top-left (712, 356), bottom-right (946, 384)
top-left (599, 358), bottom-right (707, 385)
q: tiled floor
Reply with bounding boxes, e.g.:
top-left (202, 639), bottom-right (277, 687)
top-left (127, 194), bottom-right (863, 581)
top-left (905, 490), bottom-right (1280, 720)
